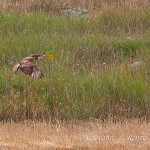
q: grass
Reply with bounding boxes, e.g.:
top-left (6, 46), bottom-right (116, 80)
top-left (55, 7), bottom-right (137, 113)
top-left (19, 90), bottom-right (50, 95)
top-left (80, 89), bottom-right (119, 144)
top-left (0, 1), bottom-right (150, 121)
top-left (0, 119), bottom-right (149, 149)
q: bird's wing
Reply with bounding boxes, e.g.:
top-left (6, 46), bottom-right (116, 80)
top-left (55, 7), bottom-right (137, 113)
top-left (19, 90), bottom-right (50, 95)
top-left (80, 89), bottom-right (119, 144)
top-left (12, 62), bottom-right (20, 72)
top-left (29, 54), bottom-right (42, 58)
top-left (22, 56), bottom-right (35, 62)
top-left (19, 61), bottom-right (44, 78)
top-left (19, 61), bottom-right (35, 75)
top-left (22, 54), bottom-right (45, 62)
top-left (31, 66), bottom-right (44, 79)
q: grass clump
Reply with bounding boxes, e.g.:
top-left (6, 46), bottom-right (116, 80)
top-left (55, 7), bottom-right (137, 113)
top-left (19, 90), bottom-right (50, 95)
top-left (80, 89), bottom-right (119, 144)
top-left (0, 3), bottom-right (150, 121)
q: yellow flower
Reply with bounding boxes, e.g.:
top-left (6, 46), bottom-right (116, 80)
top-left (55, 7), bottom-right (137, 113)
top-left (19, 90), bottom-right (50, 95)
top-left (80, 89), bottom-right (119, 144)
top-left (46, 51), bottom-right (57, 60)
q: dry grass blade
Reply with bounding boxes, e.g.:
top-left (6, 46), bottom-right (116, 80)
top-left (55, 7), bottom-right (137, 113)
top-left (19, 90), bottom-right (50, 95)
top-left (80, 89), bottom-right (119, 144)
top-left (0, 120), bottom-right (149, 149)
top-left (0, 0), bottom-right (150, 13)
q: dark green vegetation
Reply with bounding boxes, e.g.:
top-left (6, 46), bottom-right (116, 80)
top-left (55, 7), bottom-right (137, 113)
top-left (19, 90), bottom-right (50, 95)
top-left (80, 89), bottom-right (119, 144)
top-left (0, 6), bottom-right (150, 121)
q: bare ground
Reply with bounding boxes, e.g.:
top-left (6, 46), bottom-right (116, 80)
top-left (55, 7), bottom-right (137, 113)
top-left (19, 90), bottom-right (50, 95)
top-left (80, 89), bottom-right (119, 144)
top-left (0, 119), bottom-right (149, 150)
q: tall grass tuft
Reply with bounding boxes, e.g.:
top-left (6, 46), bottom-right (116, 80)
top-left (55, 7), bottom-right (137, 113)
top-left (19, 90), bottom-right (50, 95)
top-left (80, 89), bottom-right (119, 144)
top-left (0, 1), bottom-right (150, 121)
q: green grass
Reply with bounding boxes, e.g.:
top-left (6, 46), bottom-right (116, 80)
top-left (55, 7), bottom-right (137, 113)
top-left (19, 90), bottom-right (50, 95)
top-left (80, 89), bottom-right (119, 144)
top-left (0, 7), bottom-right (150, 121)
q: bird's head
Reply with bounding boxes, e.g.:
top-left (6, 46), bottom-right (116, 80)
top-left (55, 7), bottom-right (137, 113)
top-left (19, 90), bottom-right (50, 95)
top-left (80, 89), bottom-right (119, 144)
top-left (30, 54), bottom-right (46, 60)
top-left (38, 55), bottom-right (46, 60)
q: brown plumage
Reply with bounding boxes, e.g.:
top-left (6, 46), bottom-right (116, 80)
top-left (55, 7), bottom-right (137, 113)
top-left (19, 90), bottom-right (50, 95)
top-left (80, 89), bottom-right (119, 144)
top-left (13, 54), bottom-right (45, 79)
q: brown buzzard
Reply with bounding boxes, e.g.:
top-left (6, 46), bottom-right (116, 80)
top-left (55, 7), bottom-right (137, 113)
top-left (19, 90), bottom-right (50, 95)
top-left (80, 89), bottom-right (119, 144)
top-left (13, 54), bottom-right (45, 79)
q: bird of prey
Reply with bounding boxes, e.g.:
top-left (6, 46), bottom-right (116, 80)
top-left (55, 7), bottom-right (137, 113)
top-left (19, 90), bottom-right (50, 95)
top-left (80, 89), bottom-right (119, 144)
top-left (13, 54), bottom-right (46, 79)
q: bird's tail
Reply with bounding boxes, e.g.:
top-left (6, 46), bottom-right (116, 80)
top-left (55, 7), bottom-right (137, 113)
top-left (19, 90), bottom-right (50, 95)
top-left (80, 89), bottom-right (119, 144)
top-left (32, 70), bottom-right (44, 79)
